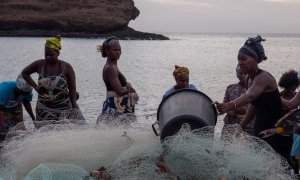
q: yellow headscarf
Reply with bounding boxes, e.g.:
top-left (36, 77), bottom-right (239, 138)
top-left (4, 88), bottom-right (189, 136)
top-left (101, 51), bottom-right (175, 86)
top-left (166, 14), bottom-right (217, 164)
top-left (173, 65), bottom-right (189, 78)
top-left (45, 35), bottom-right (61, 51)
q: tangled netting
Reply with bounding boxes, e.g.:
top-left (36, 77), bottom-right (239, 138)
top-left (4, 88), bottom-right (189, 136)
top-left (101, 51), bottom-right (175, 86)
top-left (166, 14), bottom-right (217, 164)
top-left (0, 114), bottom-right (157, 180)
top-left (0, 120), bottom-right (295, 179)
top-left (96, 109), bottom-right (137, 127)
top-left (104, 124), bottom-right (294, 180)
top-left (24, 163), bottom-right (90, 180)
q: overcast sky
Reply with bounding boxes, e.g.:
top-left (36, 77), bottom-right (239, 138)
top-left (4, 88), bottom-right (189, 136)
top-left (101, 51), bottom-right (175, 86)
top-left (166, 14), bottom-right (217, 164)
top-left (129, 0), bottom-right (300, 34)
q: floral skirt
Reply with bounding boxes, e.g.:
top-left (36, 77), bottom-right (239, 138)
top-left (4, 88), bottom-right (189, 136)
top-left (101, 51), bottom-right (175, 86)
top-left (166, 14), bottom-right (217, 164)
top-left (102, 96), bottom-right (135, 115)
top-left (3, 104), bottom-right (23, 130)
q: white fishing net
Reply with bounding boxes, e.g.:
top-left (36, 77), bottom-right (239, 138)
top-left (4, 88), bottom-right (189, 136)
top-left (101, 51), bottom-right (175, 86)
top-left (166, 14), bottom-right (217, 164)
top-left (101, 124), bottom-right (294, 180)
top-left (23, 163), bottom-right (90, 180)
top-left (0, 119), bottom-right (295, 180)
top-left (159, 124), bottom-right (292, 180)
top-left (97, 109), bottom-right (137, 127)
top-left (0, 114), bottom-right (157, 179)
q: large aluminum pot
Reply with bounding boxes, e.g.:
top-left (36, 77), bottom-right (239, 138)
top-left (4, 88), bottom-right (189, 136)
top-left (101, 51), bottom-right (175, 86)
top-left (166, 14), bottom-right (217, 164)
top-left (153, 89), bottom-right (217, 140)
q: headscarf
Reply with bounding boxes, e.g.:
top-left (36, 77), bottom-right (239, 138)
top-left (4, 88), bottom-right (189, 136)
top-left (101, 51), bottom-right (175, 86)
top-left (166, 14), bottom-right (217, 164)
top-left (16, 74), bottom-right (33, 93)
top-left (173, 65), bottom-right (189, 78)
top-left (98, 36), bottom-right (120, 57)
top-left (238, 35), bottom-right (267, 63)
top-left (45, 35), bottom-right (62, 51)
top-left (104, 36), bottom-right (119, 48)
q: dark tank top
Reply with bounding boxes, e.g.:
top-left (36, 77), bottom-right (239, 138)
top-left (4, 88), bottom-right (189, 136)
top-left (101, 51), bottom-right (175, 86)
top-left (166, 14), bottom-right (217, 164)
top-left (105, 71), bottom-right (127, 91)
top-left (250, 70), bottom-right (284, 135)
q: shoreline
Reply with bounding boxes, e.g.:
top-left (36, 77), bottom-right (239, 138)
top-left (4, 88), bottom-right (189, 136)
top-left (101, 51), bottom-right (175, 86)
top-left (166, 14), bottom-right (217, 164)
top-left (0, 27), bottom-right (170, 40)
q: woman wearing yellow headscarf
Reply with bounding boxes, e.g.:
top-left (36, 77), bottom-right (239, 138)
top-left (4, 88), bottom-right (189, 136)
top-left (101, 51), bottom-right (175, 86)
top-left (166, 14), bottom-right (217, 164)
top-left (21, 35), bottom-right (83, 123)
top-left (163, 65), bottom-right (198, 99)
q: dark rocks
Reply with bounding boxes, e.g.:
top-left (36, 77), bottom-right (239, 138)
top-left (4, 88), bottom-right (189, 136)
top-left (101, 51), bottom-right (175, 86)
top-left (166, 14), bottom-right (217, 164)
top-left (0, 0), bottom-right (169, 40)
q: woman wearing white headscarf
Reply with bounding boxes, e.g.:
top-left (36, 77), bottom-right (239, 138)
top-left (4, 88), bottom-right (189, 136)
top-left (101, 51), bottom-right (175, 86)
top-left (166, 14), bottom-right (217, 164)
top-left (0, 75), bottom-right (35, 141)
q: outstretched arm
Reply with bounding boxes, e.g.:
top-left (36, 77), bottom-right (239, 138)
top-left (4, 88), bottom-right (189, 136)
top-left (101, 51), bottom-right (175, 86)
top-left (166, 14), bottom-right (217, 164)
top-left (23, 100), bottom-right (35, 120)
top-left (281, 91), bottom-right (300, 110)
top-left (216, 74), bottom-right (267, 114)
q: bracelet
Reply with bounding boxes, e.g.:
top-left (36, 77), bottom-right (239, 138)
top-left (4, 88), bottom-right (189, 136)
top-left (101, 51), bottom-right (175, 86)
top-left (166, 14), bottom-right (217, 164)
top-left (233, 101), bottom-right (237, 109)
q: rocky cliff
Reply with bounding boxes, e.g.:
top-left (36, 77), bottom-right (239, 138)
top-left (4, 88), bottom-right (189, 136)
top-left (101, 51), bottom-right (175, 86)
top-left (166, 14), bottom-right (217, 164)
top-left (0, 0), bottom-right (168, 40)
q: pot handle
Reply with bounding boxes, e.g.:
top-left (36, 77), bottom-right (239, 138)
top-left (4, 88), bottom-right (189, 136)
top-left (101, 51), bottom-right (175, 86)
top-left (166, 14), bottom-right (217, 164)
top-left (152, 121), bottom-right (160, 136)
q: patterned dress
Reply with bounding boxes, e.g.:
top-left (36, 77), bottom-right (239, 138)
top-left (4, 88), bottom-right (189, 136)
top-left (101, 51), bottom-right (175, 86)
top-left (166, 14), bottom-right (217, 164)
top-left (223, 83), bottom-right (254, 135)
top-left (36, 62), bottom-right (71, 121)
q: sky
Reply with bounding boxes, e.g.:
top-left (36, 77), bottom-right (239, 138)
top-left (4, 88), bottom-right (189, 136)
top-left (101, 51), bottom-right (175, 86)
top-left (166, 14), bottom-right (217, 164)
top-left (129, 0), bottom-right (300, 34)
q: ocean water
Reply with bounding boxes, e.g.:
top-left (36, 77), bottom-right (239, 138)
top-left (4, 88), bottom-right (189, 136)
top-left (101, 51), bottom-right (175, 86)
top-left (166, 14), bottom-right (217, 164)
top-left (0, 33), bottom-right (299, 127)
top-left (0, 33), bottom-right (300, 179)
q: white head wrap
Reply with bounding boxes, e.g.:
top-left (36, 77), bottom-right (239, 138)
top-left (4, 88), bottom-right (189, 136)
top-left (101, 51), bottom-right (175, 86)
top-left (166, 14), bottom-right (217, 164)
top-left (16, 74), bottom-right (33, 93)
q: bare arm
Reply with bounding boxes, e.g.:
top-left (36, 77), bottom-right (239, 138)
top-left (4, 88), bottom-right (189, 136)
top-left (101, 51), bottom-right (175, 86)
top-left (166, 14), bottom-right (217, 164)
top-left (126, 82), bottom-right (136, 93)
top-left (104, 65), bottom-right (129, 96)
top-left (22, 100), bottom-right (35, 120)
top-left (240, 104), bottom-right (255, 129)
top-left (232, 76), bottom-right (267, 108)
top-left (65, 63), bottom-right (78, 108)
top-left (281, 91), bottom-right (300, 110)
top-left (216, 74), bottom-right (268, 114)
top-left (22, 60), bottom-right (43, 91)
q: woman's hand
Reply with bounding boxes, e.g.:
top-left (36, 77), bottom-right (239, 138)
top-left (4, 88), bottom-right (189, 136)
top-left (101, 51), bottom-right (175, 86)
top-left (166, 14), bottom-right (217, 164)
top-left (37, 86), bottom-right (48, 95)
top-left (126, 82), bottom-right (136, 93)
top-left (215, 101), bottom-right (235, 115)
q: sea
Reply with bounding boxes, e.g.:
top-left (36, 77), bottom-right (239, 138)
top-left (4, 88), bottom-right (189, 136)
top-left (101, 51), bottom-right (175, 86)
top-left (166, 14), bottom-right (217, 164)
top-left (0, 33), bottom-right (299, 179)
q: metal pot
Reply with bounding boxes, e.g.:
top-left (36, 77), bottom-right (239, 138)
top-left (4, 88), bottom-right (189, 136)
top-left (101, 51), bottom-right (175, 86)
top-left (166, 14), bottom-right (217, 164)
top-left (153, 89), bottom-right (217, 140)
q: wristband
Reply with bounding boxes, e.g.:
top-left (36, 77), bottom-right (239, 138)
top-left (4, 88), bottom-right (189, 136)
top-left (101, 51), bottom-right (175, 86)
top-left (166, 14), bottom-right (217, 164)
top-left (233, 101), bottom-right (237, 109)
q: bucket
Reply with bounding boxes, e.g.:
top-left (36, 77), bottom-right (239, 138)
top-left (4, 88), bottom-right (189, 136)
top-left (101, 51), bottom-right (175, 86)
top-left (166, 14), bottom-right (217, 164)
top-left (153, 89), bottom-right (217, 140)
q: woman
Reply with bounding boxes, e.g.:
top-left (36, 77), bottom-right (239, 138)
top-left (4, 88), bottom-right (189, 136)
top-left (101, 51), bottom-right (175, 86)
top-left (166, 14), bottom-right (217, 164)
top-left (216, 35), bottom-right (293, 168)
top-left (222, 65), bottom-right (254, 135)
top-left (21, 35), bottom-right (79, 121)
top-left (99, 36), bottom-right (138, 115)
top-left (278, 69), bottom-right (299, 100)
top-left (163, 65), bottom-right (197, 99)
top-left (282, 90), bottom-right (300, 174)
top-left (0, 75), bottom-right (35, 141)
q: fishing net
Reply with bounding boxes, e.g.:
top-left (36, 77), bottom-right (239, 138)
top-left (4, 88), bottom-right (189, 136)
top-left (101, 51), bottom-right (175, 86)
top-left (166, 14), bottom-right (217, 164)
top-left (159, 124), bottom-right (292, 180)
top-left (0, 120), bottom-right (295, 179)
top-left (23, 163), bottom-right (90, 180)
top-left (59, 108), bottom-right (86, 125)
top-left (101, 124), bottom-right (293, 180)
top-left (0, 119), bottom-right (157, 179)
top-left (97, 109), bottom-right (137, 127)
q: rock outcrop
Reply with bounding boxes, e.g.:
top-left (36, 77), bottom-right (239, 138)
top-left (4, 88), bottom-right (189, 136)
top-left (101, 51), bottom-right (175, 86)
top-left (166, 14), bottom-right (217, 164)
top-left (0, 0), bottom-right (169, 40)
